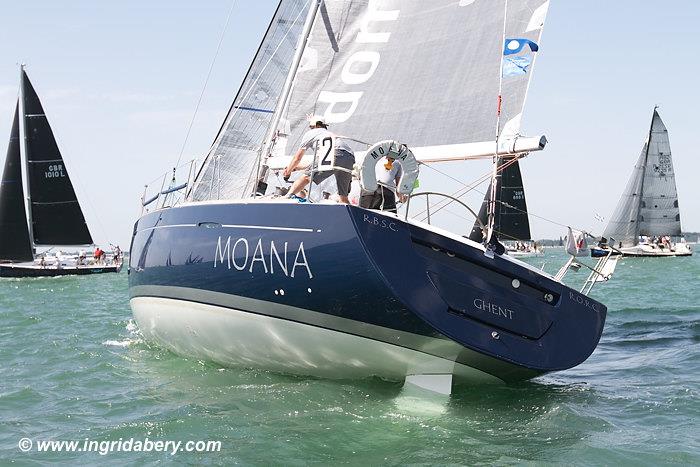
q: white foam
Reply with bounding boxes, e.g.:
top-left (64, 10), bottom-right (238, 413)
top-left (102, 339), bottom-right (140, 348)
top-left (125, 319), bottom-right (138, 333)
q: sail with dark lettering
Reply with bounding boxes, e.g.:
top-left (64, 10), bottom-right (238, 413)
top-left (0, 102), bottom-right (34, 262)
top-left (469, 159), bottom-right (531, 243)
top-left (264, 0), bottom-right (548, 174)
top-left (603, 108), bottom-right (683, 247)
top-left (22, 70), bottom-right (93, 245)
top-left (189, 0), bottom-right (311, 201)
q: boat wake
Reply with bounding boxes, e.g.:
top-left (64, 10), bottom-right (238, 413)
top-left (102, 319), bottom-right (142, 348)
top-left (102, 339), bottom-right (137, 348)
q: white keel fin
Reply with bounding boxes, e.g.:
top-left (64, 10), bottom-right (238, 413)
top-left (404, 374), bottom-right (453, 395)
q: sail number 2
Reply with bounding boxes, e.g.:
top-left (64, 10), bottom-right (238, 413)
top-left (44, 164), bottom-right (66, 178)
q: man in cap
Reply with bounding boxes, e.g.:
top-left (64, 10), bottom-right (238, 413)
top-left (283, 116), bottom-right (355, 203)
top-left (359, 156), bottom-right (405, 213)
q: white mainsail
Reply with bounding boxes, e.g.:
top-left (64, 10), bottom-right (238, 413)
top-left (603, 108), bottom-right (682, 247)
top-left (271, 0), bottom-right (548, 165)
top-left (638, 110), bottom-right (681, 237)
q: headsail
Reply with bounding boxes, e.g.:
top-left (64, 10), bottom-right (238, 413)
top-left (603, 108), bottom-right (681, 246)
top-left (469, 158), bottom-right (531, 243)
top-left (272, 0), bottom-right (548, 165)
top-left (602, 144), bottom-right (646, 247)
top-left (22, 69), bottom-right (93, 246)
top-left (0, 102), bottom-right (34, 261)
top-left (189, 0), bottom-right (311, 201)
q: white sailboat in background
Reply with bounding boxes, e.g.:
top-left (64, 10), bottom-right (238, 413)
top-left (592, 107), bottom-right (692, 258)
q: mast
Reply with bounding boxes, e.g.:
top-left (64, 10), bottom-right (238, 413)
top-left (487, 0), bottom-right (509, 243)
top-left (18, 64), bottom-right (35, 254)
top-left (254, 0), bottom-right (322, 194)
top-left (634, 106), bottom-right (656, 246)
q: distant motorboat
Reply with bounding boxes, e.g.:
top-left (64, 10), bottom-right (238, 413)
top-left (0, 66), bottom-right (122, 277)
top-left (592, 108), bottom-right (692, 258)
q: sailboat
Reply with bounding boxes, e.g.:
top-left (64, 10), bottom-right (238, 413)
top-left (592, 108), bottom-right (692, 258)
top-left (469, 158), bottom-right (542, 257)
top-left (129, 0), bottom-right (607, 393)
top-left (0, 66), bottom-right (122, 277)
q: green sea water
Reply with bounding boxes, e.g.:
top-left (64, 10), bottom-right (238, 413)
top-left (1, 249), bottom-right (698, 465)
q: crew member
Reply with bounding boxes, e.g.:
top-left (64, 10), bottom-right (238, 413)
top-left (283, 116), bottom-right (355, 204)
top-left (359, 156), bottom-right (405, 213)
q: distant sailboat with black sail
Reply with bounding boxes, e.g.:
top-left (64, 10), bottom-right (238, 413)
top-left (469, 157), bottom-right (542, 257)
top-left (130, 0), bottom-right (607, 394)
top-left (592, 107), bottom-right (692, 258)
top-left (0, 66), bottom-right (122, 277)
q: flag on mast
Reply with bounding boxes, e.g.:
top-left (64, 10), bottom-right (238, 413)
top-left (502, 38), bottom-right (539, 77)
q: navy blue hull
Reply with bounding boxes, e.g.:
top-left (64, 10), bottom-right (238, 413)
top-left (128, 202), bottom-right (606, 382)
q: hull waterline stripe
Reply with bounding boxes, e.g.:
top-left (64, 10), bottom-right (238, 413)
top-left (221, 224), bottom-right (315, 233)
top-left (138, 224), bottom-right (315, 233)
top-left (141, 224), bottom-right (198, 231)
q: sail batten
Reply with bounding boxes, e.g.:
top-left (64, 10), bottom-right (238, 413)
top-left (0, 102), bottom-right (34, 262)
top-left (603, 109), bottom-right (682, 246)
top-left (21, 70), bottom-right (93, 246)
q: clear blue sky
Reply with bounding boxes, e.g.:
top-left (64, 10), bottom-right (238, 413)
top-left (1, 1), bottom-right (698, 246)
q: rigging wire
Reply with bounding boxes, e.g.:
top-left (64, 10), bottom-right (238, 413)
top-left (415, 157), bottom-right (595, 235)
top-left (414, 156), bottom-right (521, 220)
top-left (174, 0), bottom-right (238, 169)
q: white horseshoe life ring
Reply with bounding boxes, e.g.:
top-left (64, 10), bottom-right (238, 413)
top-left (359, 140), bottom-right (419, 195)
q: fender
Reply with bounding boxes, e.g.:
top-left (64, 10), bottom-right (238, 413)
top-left (359, 140), bottom-right (419, 195)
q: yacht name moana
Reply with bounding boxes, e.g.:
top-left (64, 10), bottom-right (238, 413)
top-left (214, 236), bottom-right (313, 279)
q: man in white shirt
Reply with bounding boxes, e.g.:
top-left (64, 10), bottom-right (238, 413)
top-left (283, 116), bottom-right (355, 203)
top-left (360, 157), bottom-right (403, 213)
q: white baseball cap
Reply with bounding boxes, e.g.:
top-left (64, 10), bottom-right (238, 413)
top-left (308, 114), bottom-right (327, 127)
